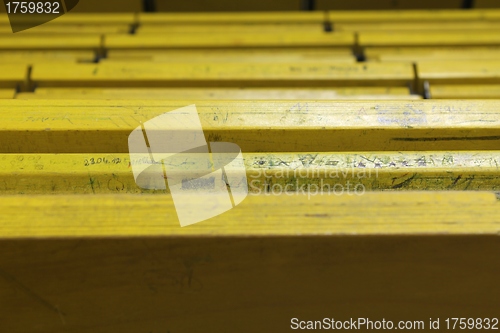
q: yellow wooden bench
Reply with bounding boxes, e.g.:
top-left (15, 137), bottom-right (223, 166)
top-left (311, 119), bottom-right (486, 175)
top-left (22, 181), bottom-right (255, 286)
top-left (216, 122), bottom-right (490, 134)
top-left (136, 23), bottom-right (325, 33)
top-left (0, 35), bottom-right (101, 51)
top-left (417, 60), bottom-right (500, 85)
top-left (1, 150), bottom-right (497, 195)
top-left (17, 87), bottom-right (418, 100)
top-left (327, 9), bottom-right (489, 22)
top-left (105, 32), bottom-right (354, 50)
top-left (29, 62), bottom-right (414, 88)
top-left (0, 50), bottom-right (96, 63)
top-left (1, 100), bottom-right (498, 153)
top-left (0, 24), bottom-right (130, 34)
top-left (429, 84), bottom-right (500, 98)
top-left (105, 48), bottom-right (356, 64)
top-left (336, 21), bottom-right (500, 32)
top-left (137, 12), bottom-right (326, 24)
top-left (365, 46), bottom-right (500, 62)
top-left (359, 31), bottom-right (500, 47)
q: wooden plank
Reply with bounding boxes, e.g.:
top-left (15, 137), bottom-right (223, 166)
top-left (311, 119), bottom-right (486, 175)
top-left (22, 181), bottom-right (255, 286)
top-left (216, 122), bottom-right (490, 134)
top-left (0, 35), bottom-right (101, 50)
top-left (0, 64), bottom-right (27, 89)
top-left (0, 100), bottom-right (499, 153)
top-left (0, 24), bottom-right (131, 34)
top-left (105, 48), bottom-right (356, 63)
top-left (429, 84), bottom-right (500, 99)
top-left (137, 23), bottom-right (324, 33)
top-left (318, 0), bottom-right (462, 10)
top-left (327, 9), bottom-right (486, 22)
top-left (0, 235), bottom-right (499, 332)
top-left (337, 22), bottom-right (500, 32)
top-left (156, 0), bottom-right (301, 11)
top-left (18, 88), bottom-right (419, 100)
top-left (138, 12), bottom-right (326, 24)
top-left (418, 60), bottom-right (500, 85)
top-left (30, 62), bottom-right (413, 88)
top-left (0, 50), bottom-right (95, 63)
top-left (1, 151), bottom-right (498, 194)
top-left (365, 46), bottom-right (500, 62)
top-left (105, 32), bottom-right (354, 49)
top-left (0, 89), bottom-right (15, 99)
top-left (69, 0), bottom-right (142, 12)
top-left (30, 13), bottom-right (136, 25)
top-left (359, 31), bottom-right (500, 47)
top-left (0, 191), bottom-right (499, 237)
top-left (30, 87), bottom-right (412, 97)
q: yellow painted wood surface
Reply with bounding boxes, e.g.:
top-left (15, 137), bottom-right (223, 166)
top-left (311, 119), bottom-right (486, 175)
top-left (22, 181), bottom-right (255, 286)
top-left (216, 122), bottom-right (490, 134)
top-left (138, 12), bottom-right (326, 24)
top-left (365, 46), bottom-right (500, 62)
top-left (28, 13), bottom-right (136, 25)
top-left (1, 100), bottom-right (499, 153)
top-left (32, 87), bottom-right (412, 96)
top-left (105, 48), bottom-right (356, 63)
top-left (0, 24), bottom-right (130, 34)
top-left (418, 60), bottom-right (500, 85)
top-left (137, 23), bottom-right (325, 33)
top-left (0, 234), bottom-right (499, 332)
top-left (1, 151), bottom-right (498, 194)
top-left (0, 64), bottom-right (27, 89)
top-left (156, 0), bottom-right (301, 11)
top-left (318, 0), bottom-right (462, 10)
top-left (337, 22), bottom-right (500, 32)
top-left (30, 62), bottom-right (414, 87)
top-left (430, 84), bottom-right (500, 99)
top-left (105, 32), bottom-right (354, 49)
top-left (359, 31), bottom-right (500, 47)
top-left (0, 35), bottom-right (101, 50)
top-left (17, 88), bottom-right (419, 100)
top-left (0, 89), bottom-right (15, 99)
top-left (0, 191), bottom-right (498, 237)
top-left (0, 50), bottom-right (95, 64)
top-left (69, 0), bottom-right (142, 12)
top-left (327, 9), bottom-right (488, 22)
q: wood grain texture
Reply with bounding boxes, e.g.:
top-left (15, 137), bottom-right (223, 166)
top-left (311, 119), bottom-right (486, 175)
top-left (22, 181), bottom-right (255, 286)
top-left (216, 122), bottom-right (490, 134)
top-left (359, 31), bottom-right (500, 47)
top-left (365, 46), bottom-right (500, 62)
top-left (30, 62), bottom-right (413, 87)
top-left (1, 151), bottom-right (498, 194)
top-left (105, 48), bottom-right (356, 64)
top-left (19, 87), bottom-right (414, 100)
top-left (429, 84), bottom-right (500, 98)
top-left (418, 60), bottom-right (500, 84)
top-left (0, 191), bottom-right (499, 237)
top-left (0, 100), bottom-right (499, 153)
top-left (105, 32), bottom-right (354, 49)
top-left (1, 235), bottom-right (498, 332)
